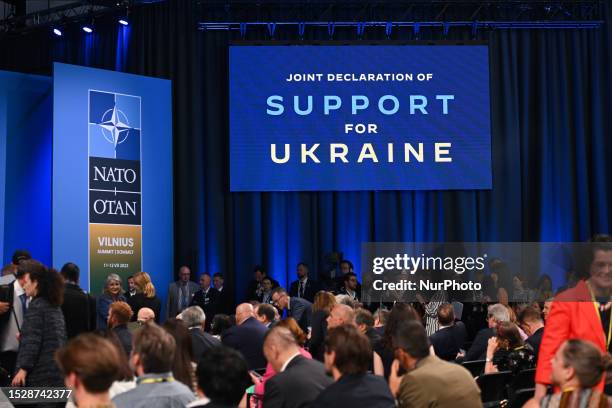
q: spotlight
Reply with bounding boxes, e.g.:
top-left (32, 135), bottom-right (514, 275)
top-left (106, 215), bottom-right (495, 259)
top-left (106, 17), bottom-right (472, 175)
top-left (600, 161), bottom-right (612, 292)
top-left (53, 28), bottom-right (62, 36)
top-left (82, 25), bottom-right (93, 33)
top-left (118, 18), bottom-right (129, 26)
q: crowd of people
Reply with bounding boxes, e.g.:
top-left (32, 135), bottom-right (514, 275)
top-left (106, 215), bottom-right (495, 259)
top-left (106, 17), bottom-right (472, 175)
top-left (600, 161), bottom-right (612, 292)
top-left (1, 238), bottom-right (612, 407)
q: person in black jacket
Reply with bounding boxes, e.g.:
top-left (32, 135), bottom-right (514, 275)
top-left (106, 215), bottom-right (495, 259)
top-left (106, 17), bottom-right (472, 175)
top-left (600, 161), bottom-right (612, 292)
top-left (245, 266), bottom-right (279, 302)
top-left (262, 326), bottom-right (333, 408)
top-left (212, 273), bottom-right (232, 316)
top-left (429, 303), bottom-right (467, 361)
top-left (519, 306), bottom-right (545, 360)
top-left (289, 262), bottom-right (318, 303)
top-left (180, 306), bottom-right (221, 363)
top-left (222, 303), bottom-right (268, 370)
top-left (309, 291), bottom-right (336, 361)
top-left (12, 261), bottom-right (66, 387)
top-left (190, 273), bottom-right (217, 331)
top-left (127, 272), bottom-right (161, 323)
top-left (464, 303), bottom-right (509, 361)
top-left (107, 301), bottom-right (133, 357)
top-left (312, 325), bottom-right (395, 408)
top-left (60, 263), bottom-right (95, 339)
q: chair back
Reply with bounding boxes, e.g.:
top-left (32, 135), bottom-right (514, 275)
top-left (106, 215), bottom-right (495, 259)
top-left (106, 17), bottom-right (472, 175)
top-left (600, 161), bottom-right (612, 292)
top-left (462, 359), bottom-right (485, 377)
top-left (477, 371), bottom-right (513, 403)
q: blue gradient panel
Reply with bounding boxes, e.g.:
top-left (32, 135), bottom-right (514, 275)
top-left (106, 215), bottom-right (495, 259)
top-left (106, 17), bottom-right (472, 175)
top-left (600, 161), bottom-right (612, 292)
top-left (53, 63), bottom-right (172, 308)
top-left (230, 45), bottom-right (492, 191)
top-left (0, 71), bottom-right (52, 266)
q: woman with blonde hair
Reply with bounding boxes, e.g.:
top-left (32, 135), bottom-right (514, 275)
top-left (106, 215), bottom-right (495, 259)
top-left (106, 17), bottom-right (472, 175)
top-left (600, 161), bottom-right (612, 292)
top-left (310, 291), bottom-right (337, 361)
top-left (127, 272), bottom-right (161, 323)
top-left (96, 273), bottom-right (126, 329)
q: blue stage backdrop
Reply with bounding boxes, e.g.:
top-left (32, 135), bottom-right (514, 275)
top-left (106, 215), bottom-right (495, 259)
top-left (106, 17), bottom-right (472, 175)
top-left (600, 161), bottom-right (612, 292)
top-left (0, 71), bottom-right (52, 266)
top-left (230, 45), bottom-right (492, 192)
top-left (53, 63), bottom-right (173, 306)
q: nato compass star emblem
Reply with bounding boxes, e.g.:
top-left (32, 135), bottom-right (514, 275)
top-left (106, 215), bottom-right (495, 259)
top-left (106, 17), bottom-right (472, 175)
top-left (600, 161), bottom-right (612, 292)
top-left (99, 105), bottom-right (132, 150)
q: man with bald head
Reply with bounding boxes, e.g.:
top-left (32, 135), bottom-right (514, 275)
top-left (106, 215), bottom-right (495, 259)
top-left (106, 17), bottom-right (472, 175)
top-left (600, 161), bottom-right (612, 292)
top-left (222, 303), bottom-right (268, 369)
top-left (137, 307), bottom-right (155, 324)
top-left (263, 326), bottom-right (333, 408)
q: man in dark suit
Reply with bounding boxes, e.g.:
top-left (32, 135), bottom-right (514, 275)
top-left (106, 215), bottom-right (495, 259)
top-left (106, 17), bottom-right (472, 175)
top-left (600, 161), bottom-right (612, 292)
top-left (338, 272), bottom-right (361, 302)
top-left (245, 265), bottom-right (279, 302)
top-left (263, 326), bottom-right (333, 408)
top-left (222, 303), bottom-right (268, 369)
top-left (313, 325), bottom-right (395, 408)
top-left (166, 266), bottom-right (200, 320)
top-left (60, 262), bottom-right (96, 339)
top-left (190, 273), bottom-right (218, 331)
top-left (334, 260), bottom-right (362, 294)
top-left (271, 287), bottom-right (313, 334)
top-left (429, 303), bottom-right (467, 361)
top-left (464, 303), bottom-right (509, 361)
top-left (212, 273), bottom-right (232, 315)
top-left (179, 305), bottom-right (221, 363)
top-left (255, 303), bottom-right (277, 328)
top-left (107, 301), bottom-right (133, 357)
top-left (519, 306), bottom-right (545, 360)
top-left (289, 262), bottom-right (318, 303)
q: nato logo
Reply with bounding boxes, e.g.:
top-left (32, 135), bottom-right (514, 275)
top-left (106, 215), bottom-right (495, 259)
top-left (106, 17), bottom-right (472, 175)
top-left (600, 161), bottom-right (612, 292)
top-left (89, 90), bottom-right (140, 160)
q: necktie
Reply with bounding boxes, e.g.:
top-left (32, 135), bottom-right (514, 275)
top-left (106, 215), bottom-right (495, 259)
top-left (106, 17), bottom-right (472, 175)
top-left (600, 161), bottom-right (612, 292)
top-left (299, 281), bottom-right (304, 298)
top-left (20, 293), bottom-right (27, 314)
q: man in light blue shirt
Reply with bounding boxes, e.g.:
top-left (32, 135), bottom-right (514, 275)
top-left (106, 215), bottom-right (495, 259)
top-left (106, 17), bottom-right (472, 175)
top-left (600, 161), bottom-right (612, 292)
top-left (112, 322), bottom-right (195, 408)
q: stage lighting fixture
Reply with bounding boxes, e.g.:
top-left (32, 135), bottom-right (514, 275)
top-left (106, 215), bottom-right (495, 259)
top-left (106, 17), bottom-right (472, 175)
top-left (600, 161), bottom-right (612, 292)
top-left (119, 19), bottom-right (129, 26)
top-left (53, 28), bottom-right (62, 36)
top-left (82, 25), bottom-right (93, 33)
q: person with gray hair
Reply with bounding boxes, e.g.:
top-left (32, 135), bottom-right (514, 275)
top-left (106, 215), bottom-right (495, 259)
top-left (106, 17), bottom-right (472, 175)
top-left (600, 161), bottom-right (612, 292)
top-left (96, 273), bottom-right (126, 329)
top-left (464, 303), bottom-right (510, 361)
top-left (178, 306), bottom-right (220, 363)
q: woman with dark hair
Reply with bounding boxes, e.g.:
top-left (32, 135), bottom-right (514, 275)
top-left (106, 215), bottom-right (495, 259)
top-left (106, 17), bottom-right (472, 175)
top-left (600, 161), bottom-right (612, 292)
top-left (96, 273), bottom-right (126, 329)
top-left (310, 291), bottom-right (337, 361)
top-left (127, 271), bottom-right (161, 323)
top-left (374, 303), bottom-right (421, 380)
top-left (11, 261), bottom-right (67, 387)
top-left (210, 314), bottom-right (233, 339)
top-left (485, 321), bottom-right (535, 374)
top-left (162, 318), bottom-right (196, 392)
top-left (536, 274), bottom-right (554, 302)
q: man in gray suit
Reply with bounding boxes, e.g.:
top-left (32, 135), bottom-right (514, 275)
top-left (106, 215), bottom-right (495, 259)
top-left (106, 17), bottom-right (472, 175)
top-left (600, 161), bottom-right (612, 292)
top-left (166, 266), bottom-right (199, 320)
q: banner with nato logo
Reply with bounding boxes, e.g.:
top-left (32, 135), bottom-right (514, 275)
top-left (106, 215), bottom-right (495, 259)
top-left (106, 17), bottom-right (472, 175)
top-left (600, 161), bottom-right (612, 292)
top-left (53, 63), bottom-right (172, 298)
top-left (230, 45), bottom-right (492, 191)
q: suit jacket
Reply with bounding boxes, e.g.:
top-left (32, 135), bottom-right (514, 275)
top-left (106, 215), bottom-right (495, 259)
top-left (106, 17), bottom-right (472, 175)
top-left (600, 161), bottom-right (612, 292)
top-left (61, 283), bottom-right (96, 339)
top-left (214, 287), bottom-right (233, 316)
top-left (190, 327), bottom-right (221, 363)
top-left (222, 317), bottom-right (268, 369)
top-left (246, 278), bottom-right (280, 302)
top-left (190, 287), bottom-right (218, 330)
top-left (526, 327), bottom-right (544, 360)
top-left (263, 355), bottom-right (333, 408)
top-left (536, 280), bottom-right (606, 390)
top-left (397, 355), bottom-right (481, 408)
top-left (113, 324), bottom-right (133, 357)
top-left (288, 297), bottom-right (313, 334)
top-left (166, 280), bottom-right (200, 319)
top-left (309, 309), bottom-right (329, 361)
top-left (312, 373), bottom-right (395, 408)
top-left (465, 327), bottom-right (494, 361)
top-left (289, 279), bottom-right (318, 303)
top-left (127, 293), bottom-right (161, 323)
top-left (16, 297), bottom-right (66, 387)
top-left (430, 322), bottom-right (467, 361)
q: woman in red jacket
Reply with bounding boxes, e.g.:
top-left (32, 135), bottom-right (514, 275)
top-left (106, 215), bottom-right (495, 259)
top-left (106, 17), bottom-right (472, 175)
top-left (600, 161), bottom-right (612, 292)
top-left (534, 241), bottom-right (612, 401)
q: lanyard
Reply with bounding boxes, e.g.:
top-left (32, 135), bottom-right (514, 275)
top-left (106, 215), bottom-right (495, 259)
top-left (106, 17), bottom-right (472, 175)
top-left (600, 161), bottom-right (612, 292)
top-left (138, 376), bottom-right (174, 385)
top-left (586, 281), bottom-right (612, 349)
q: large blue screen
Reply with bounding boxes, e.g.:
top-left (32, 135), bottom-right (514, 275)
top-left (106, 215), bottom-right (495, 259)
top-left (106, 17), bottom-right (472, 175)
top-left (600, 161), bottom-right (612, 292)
top-left (230, 45), bottom-right (492, 191)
